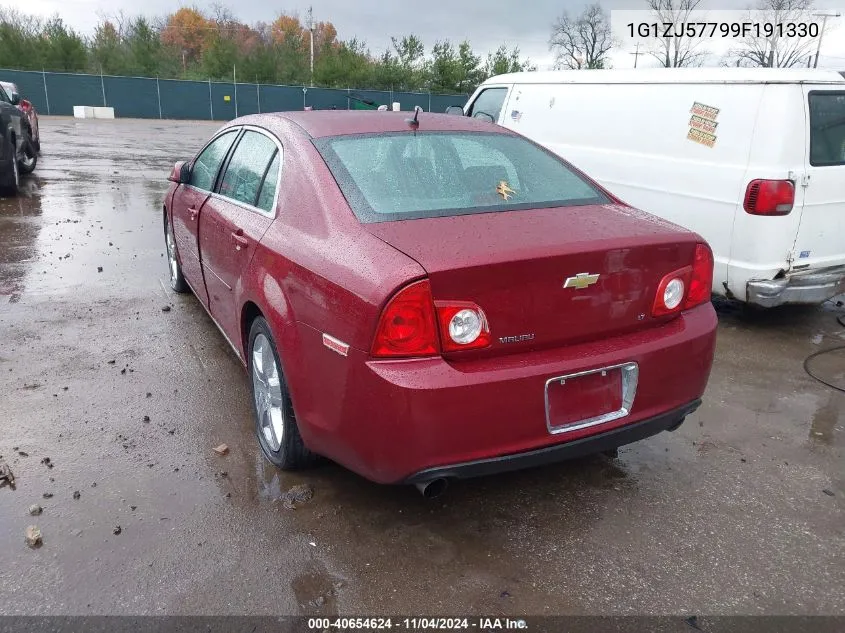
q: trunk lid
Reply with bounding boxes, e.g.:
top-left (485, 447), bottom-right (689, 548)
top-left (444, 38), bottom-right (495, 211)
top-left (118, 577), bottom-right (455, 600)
top-left (365, 205), bottom-right (700, 357)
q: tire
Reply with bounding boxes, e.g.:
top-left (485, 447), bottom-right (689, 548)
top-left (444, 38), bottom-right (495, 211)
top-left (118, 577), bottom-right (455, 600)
top-left (18, 132), bottom-right (37, 175)
top-left (164, 213), bottom-right (189, 293)
top-left (0, 135), bottom-right (18, 197)
top-left (248, 316), bottom-right (317, 469)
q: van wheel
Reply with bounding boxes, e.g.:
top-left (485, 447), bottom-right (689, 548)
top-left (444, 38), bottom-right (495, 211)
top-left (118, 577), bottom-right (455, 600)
top-left (248, 317), bottom-right (317, 469)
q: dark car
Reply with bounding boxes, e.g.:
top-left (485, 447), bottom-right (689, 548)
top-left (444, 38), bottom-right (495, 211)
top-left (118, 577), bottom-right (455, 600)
top-left (162, 112), bottom-right (716, 495)
top-left (1, 81), bottom-right (39, 153)
top-left (0, 82), bottom-right (37, 195)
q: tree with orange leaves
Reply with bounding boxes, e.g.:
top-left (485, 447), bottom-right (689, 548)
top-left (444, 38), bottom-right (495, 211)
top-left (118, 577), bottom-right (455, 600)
top-left (270, 14), bottom-right (306, 49)
top-left (161, 7), bottom-right (211, 70)
top-left (312, 21), bottom-right (338, 53)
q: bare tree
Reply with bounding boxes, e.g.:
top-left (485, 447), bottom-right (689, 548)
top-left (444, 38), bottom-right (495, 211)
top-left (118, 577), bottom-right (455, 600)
top-left (549, 3), bottom-right (614, 70)
top-left (645, 0), bottom-right (709, 67)
top-left (728, 0), bottom-right (820, 67)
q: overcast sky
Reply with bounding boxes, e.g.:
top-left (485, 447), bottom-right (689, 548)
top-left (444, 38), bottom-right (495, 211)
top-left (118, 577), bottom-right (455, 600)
top-left (10, 0), bottom-right (845, 69)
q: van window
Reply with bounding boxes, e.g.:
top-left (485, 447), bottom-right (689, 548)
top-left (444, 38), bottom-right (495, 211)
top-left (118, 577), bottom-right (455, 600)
top-left (809, 91), bottom-right (845, 167)
top-left (467, 88), bottom-right (508, 122)
top-left (313, 131), bottom-right (607, 223)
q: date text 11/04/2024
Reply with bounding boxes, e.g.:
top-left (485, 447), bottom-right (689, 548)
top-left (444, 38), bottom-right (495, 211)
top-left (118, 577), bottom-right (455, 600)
top-left (307, 618), bottom-right (529, 630)
top-left (628, 21), bottom-right (820, 39)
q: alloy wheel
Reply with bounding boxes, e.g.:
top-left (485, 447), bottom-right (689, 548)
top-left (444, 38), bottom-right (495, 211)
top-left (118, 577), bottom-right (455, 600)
top-left (251, 333), bottom-right (285, 452)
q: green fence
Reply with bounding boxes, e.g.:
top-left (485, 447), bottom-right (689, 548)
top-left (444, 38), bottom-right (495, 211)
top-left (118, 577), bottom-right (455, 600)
top-left (0, 69), bottom-right (468, 120)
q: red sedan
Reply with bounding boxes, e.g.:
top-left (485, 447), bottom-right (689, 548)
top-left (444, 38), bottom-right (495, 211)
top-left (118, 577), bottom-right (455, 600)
top-left (163, 112), bottom-right (717, 494)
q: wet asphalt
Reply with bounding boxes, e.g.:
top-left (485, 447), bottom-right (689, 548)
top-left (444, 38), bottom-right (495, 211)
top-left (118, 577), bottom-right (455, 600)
top-left (0, 117), bottom-right (842, 616)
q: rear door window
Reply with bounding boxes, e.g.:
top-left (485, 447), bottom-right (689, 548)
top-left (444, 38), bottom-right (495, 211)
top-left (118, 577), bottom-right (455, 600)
top-left (314, 131), bottom-right (607, 223)
top-left (256, 152), bottom-right (281, 212)
top-left (467, 88), bottom-right (508, 122)
top-left (218, 130), bottom-right (278, 208)
top-left (190, 130), bottom-right (238, 191)
top-left (809, 91), bottom-right (845, 167)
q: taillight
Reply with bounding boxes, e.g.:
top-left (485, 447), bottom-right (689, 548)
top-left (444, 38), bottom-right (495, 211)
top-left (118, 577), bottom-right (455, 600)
top-left (653, 267), bottom-right (692, 317)
top-left (743, 179), bottom-right (794, 216)
top-left (652, 243), bottom-right (713, 316)
top-left (684, 243), bottom-right (713, 309)
top-left (371, 280), bottom-right (439, 358)
top-left (371, 281), bottom-right (492, 357)
top-left (435, 301), bottom-right (490, 352)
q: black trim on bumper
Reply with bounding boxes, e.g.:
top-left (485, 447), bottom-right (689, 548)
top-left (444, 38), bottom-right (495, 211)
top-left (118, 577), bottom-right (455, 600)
top-left (404, 400), bottom-right (701, 484)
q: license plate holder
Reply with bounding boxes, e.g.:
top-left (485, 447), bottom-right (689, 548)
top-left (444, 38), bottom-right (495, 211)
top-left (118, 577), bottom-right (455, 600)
top-left (544, 362), bottom-right (638, 435)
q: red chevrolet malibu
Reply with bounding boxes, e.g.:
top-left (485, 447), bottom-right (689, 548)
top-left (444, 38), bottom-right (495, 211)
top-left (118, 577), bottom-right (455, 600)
top-left (163, 111), bottom-right (717, 494)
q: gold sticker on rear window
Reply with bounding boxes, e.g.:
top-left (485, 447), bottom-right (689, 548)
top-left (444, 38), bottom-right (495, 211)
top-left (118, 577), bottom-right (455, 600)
top-left (496, 180), bottom-right (516, 200)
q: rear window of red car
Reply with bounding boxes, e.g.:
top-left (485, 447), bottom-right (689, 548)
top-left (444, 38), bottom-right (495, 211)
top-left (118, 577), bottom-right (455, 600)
top-left (313, 131), bottom-right (608, 223)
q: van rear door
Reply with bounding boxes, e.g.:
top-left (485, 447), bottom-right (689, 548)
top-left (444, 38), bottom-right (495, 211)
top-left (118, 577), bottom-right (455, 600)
top-left (793, 88), bottom-right (845, 271)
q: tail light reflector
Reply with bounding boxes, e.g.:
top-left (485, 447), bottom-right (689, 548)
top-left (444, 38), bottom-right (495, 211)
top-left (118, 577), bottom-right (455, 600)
top-left (371, 280), bottom-right (439, 358)
top-left (743, 179), bottom-right (794, 216)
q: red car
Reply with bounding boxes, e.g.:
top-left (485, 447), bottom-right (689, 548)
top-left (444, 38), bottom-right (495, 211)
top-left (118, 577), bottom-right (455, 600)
top-left (163, 112), bottom-right (717, 494)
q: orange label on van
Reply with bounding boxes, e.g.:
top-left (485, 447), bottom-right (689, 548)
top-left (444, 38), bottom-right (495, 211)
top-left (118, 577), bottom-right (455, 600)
top-left (687, 128), bottom-right (717, 148)
top-left (689, 114), bottom-right (718, 134)
top-left (690, 102), bottom-right (719, 121)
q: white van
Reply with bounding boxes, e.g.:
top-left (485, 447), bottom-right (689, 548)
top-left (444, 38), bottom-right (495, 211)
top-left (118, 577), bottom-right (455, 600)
top-left (459, 68), bottom-right (845, 307)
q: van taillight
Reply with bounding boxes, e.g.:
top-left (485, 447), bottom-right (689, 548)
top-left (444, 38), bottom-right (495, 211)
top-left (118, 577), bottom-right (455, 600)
top-left (743, 179), bottom-right (794, 216)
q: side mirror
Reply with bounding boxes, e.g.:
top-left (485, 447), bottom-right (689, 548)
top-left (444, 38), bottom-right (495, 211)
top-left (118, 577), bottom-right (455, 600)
top-left (10, 93), bottom-right (20, 106)
top-left (472, 112), bottom-right (495, 123)
top-left (168, 161), bottom-right (190, 184)
top-left (445, 105), bottom-right (464, 116)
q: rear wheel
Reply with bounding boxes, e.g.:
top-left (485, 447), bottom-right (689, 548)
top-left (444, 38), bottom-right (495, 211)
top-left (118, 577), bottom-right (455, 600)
top-left (248, 316), bottom-right (316, 469)
top-left (17, 132), bottom-right (37, 175)
top-left (164, 214), bottom-right (189, 293)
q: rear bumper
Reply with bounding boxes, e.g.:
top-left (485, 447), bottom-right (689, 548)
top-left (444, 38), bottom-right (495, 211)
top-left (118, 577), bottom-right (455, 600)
top-left (405, 400), bottom-right (699, 483)
top-left (299, 304), bottom-right (717, 484)
top-left (747, 265), bottom-right (845, 307)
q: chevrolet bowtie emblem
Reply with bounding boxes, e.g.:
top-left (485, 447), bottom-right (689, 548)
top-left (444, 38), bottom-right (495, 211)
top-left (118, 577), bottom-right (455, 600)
top-left (563, 272), bottom-right (600, 289)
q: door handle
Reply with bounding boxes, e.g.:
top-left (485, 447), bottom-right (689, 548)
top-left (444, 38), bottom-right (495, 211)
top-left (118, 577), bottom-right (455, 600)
top-left (231, 231), bottom-right (249, 250)
top-left (188, 207), bottom-right (198, 221)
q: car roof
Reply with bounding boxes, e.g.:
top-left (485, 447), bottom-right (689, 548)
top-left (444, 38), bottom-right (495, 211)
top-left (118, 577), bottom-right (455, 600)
top-left (483, 68), bottom-right (845, 86)
top-left (233, 111), bottom-right (512, 139)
